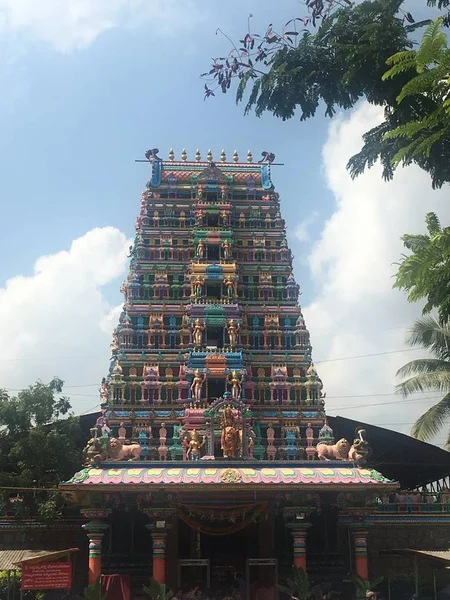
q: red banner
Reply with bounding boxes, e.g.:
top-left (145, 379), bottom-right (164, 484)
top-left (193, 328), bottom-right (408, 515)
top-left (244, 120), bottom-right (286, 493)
top-left (21, 562), bottom-right (72, 590)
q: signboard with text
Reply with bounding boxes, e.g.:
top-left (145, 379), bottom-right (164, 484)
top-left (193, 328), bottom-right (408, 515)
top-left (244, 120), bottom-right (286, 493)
top-left (21, 562), bottom-right (72, 590)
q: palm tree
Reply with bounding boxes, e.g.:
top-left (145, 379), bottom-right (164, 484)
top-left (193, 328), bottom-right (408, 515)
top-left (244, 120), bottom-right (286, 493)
top-left (396, 315), bottom-right (450, 449)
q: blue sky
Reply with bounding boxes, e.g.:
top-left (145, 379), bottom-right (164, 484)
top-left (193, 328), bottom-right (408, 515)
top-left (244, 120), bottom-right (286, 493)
top-left (0, 0), bottom-right (333, 304)
top-left (1, 0), bottom-right (449, 446)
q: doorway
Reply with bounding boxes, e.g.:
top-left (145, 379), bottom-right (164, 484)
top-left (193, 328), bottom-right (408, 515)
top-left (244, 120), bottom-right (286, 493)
top-left (207, 377), bottom-right (225, 402)
top-left (206, 282), bottom-right (222, 300)
top-left (206, 326), bottom-right (223, 347)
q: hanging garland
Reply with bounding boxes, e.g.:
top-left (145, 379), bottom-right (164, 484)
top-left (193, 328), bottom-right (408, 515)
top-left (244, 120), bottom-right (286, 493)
top-left (177, 503), bottom-right (267, 536)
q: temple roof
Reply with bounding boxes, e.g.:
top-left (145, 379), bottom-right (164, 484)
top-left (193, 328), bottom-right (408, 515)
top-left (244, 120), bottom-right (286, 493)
top-left (61, 464), bottom-right (394, 491)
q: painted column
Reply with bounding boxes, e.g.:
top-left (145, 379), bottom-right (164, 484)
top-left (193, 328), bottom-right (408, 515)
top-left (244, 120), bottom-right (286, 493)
top-left (81, 510), bottom-right (111, 585)
top-left (352, 529), bottom-right (369, 581)
top-left (287, 523), bottom-right (311, 572)
top-left (152, 530), bottom-right (167, 584)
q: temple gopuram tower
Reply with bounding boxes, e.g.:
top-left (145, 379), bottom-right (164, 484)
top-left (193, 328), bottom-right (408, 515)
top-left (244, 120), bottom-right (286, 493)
top-left (106, 148), bottom-right (324, 461)
top-left (64, 149), bottom-right (397, 593)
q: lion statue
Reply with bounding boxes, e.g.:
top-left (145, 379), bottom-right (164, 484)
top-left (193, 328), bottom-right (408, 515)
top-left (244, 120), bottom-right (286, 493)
top-left (108, 437), bottom-right (142, 462)
top-left (316, 438), bottom-right (351, 461)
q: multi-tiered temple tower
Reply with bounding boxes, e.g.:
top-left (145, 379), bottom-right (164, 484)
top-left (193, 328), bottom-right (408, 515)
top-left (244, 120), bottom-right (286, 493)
top-left (63, 150), bottom-right (396, 593)
top-left (102, 148), bottom-right (327, 462)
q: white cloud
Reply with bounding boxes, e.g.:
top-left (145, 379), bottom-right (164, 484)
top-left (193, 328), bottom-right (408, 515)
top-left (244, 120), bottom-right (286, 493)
top-left (0, 0), bottom-right (203, 52)
top-left (0, 227), bottom-right (129, 413)
top-left (302, 102), bottom-right (450, 444)
top-left (295, 211), bottom-right (319, 243)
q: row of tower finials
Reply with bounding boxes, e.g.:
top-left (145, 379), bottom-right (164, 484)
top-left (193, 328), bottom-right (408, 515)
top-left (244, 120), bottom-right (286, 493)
top-left (144, 148), bottom-right (276, 164)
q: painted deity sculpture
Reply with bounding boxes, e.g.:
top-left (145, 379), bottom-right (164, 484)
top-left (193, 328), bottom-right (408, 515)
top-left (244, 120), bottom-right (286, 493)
top-left (306, 423), bottom-right (314, 447)
top-left (83, 427), bottom-right (104, 467)
top-left (221, 407), bottom-right (240, 458)
top-left (228, 371), bottom-right (241, 400)
top-left (197, 240), bottom-right (205, 260)
top-left (159, 423), bottom-right (167, 445)
top-left (222, 240), bottom-right (231, 260)
top-left (186, 429), bottom-right (204, 461)
top-left (348, 428), bottom-right (372, 466)
top-left (191, 369), bottom-right (205, 403)
top-left (192, 277), bottom-right (203, 298)
top-left (118, 422), bottom-right (127, 442)
top-left (224, 276), bottom-right (234, 298)
top-left (193, 319), bottom-right (204, 348)
top-left (227, 320), bottom-right (239, 348)
top-left (266, 423), bottom-right (275, 445)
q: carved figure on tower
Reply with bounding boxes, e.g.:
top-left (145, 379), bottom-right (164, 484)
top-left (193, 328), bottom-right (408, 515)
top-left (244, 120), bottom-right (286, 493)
top-left (100, 377), bottom-right (108, 403)
top-left (82, 427), bottom-right (104, 467)
top-left (220, 209), bottom-right (228, 225)
top-left (306, 423), bottom-right (314, 447)
top-left (197, 239), bottom-right (205, 260)
top-left (192, 276), bottom-right (204, 298)
top-left (196, 207), bottom-right (205, 224)
top-left (191, 369), bottom-right (205, 403)
top-left (145, 148), bottom-right (161, 161)
top-left (109, 329), bottom-right (119, 356)
top-left (227, 319), bottom-right (239, 349)
top-left (186, 429), bottom-right (205, 461)
top-left (193, 318), bottom-right (204, 348)
top-left (222, 239), bottom-right (231, 260)
top-left (258, 151), bottom-right (276, 164)
top-left (108, 438), bottom-right (142, 461)
top-left (228, 370), bottom-right (242, 400)
top-left (224, 276), bottom-right (235, 299)
top-left (221, 407), bottom-right (240, 458)
top-left (348, 428), bottom-right (372, 466)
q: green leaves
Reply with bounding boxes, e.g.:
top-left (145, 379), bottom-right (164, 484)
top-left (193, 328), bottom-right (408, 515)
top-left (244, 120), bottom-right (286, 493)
top-left (0, 379), bottom-right (82, 521)
top-left (381, 18), bottom-right (450, 174)
top-left (395, 316), bottom-right (450, 447)
top-left (394, 213), bottom-right (450, 323)
top-left (277, 567), bottom-right (310, 600)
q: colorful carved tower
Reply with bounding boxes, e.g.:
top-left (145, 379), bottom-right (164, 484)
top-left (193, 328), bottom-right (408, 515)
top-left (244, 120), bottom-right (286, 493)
top-left (99, 148), bottom-right (327, 462)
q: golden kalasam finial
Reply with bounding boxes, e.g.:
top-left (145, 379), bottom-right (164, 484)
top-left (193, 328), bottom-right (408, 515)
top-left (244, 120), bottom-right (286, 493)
top-left (233, 150), bottom-right (239, 163)
top-left (247, 150), bottom-right (253, 163)
top-left (169, 148), bottom-right (175, 161)
top-left (195, 149), bottom-right (201, 162)
top-left (181, 148), bottom-right (187, 162)
top-left (220, 149), bottom-right (226, 162)
top-left (207, 149), bottom-right (213, 162)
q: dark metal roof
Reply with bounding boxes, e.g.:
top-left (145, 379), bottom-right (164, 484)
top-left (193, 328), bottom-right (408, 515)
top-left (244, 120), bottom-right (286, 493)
top-left (328, 415), bottom-right (450, 489)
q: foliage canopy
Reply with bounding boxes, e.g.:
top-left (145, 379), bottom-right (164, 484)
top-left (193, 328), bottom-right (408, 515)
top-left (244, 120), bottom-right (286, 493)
top-left (394, 212), bottom-right (450, 323)
top-left (396, 316), bottom-right (450, 448)
top-left (0, 378), bottom-right (83, 521)
top-left (203, 0), bottom-right (450, 188)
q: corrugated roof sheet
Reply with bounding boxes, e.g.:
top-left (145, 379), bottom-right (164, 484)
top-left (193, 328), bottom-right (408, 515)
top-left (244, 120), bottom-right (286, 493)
top-left (382, 549), bottom-right (450, 566)
top-left (0, 549), bottom-right (78, 571)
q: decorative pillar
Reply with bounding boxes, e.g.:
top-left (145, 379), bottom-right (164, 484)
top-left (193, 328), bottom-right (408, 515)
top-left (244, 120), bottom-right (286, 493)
top-left (152, 530), bottom-right (167, 584)
top-left (81, 510), bottom-right (111, 585)
top-left (286, 523), bottom-right (311, 572)
top-left (352, 529), bottom-right (369, 581)
top-left (145, 515), bottom-right (174, 586)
